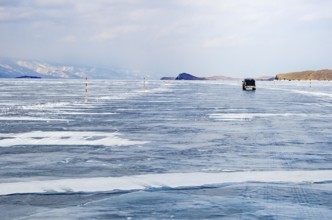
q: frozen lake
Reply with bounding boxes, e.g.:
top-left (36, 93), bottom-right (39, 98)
top-left (0, 79), bottom-right (332, 219)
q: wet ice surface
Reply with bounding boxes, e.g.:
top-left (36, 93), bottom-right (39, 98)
top-left (0, 79), bottom-right (332, 219)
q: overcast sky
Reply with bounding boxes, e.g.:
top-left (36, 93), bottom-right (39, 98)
top-left (1, 0), bottom-right (332, 78)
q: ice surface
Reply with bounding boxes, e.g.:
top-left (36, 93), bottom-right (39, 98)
top-left (0, 79), bottom-right (331, 219)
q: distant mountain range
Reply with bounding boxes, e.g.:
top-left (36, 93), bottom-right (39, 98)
top-left (0, 58), bottom-right (140, 79)
top-left (2, 57), bottom-right (330, 81)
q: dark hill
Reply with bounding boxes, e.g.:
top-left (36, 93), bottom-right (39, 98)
top-left (16, 75), bottom-right (41, 79)
top-left (175, 73), bottom-right (205, 80)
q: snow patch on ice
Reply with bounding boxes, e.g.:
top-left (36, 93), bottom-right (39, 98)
top-left (209, 113), bottom-right (331, 121)
top-left (0, 116), bottom-right (69, 121)
top-left (54, 112), bottom-right (116, 115)
top-left (259, 82), bottom-right (332, 99)
top-left (0, 131), bottom-right (148, 147)
top-left (290, 89), bottom-right (332, 98)
top-left (0, 170), bottom-right (331, 195)
top-left (20, 102), bottom-right (73, 110)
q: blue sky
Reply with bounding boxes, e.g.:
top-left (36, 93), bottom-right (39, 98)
top-left (0, 0), bottom-right (332, 78)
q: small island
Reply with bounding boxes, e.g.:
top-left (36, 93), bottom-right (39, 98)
top-left (175, 73), bottom-right (206, 80)
top-left (161, 73), bottom-right (204, 80)
top-left (16, 75), bottom-right (41, 79)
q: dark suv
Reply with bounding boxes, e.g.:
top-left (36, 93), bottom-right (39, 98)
top-left (242, 78), bottom-right (256, 90)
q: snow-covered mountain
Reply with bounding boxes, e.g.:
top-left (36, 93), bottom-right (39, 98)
top-left (0, 58), bottom-right (141, 79)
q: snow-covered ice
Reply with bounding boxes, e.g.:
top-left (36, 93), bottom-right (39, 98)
top-left (0, 131), bottom-right (148, 147)
top-left (1, 170), bottom-right (332, 196)
top-left (0, 79), bottom-right (331, 219)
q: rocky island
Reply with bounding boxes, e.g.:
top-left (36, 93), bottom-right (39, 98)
top-left (15, 75), bottom-right (41, 79)
top-left (175, 73), bottom-right (206, 80)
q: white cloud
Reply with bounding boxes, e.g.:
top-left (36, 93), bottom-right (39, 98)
top-left (298, 9), bottom-right (332, 22)
top-left (204, 35), bottom-right (243, 48)
top-left (91, 25), bottom-right (144, 42)
top-left (34, 0), bottom-right (68, 7)
top-left (128, 8), bottom-right (160, 20)
top-left (61, 35), bottom-right (77, 43)
top-left (0, 6), bottom-right (33, 21)
top-left (91, 32), bottom-right (115, 42)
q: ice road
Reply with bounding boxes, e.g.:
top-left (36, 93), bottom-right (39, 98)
top-left (0, 79), bottom-right (332, 219)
